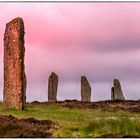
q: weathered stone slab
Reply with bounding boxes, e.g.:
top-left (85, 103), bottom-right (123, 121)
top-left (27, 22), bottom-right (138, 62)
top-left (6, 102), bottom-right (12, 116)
top-left (111, 79), bottom-right (125, 100)
top-left (81, 76), bottom-right (91, 101)
top-left (48, 72), bottom-right (58, 102)
top-left (3, 17), bottom-right (26, 110)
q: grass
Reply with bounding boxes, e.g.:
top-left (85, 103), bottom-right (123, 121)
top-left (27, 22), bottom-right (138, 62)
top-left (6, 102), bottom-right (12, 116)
top-left (0, 103), bottom-right (140, 137)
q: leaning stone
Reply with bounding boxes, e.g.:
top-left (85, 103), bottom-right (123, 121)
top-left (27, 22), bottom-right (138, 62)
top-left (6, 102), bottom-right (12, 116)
top-left (111, 79), bottom-right (125, 100)
top-left (81, 76), bottom-right (91, 102)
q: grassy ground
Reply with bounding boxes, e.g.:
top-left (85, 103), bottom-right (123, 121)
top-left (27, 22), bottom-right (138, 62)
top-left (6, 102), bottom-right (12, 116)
top-left (0, 103), bottom-right (140, 137)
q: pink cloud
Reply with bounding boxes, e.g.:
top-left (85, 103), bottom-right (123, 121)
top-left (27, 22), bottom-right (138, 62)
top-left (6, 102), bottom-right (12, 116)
top-left (0, 3), bottom-right (140, 101)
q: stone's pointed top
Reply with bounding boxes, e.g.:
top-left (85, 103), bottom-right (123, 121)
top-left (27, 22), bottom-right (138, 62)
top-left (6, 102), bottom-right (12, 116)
top-left (6, 17), bottom-right (24, 27)
top-left (81, 76), bottom-right (89, 83)
top-left (81, 76), bottom-right (86, 79)
top-left (50, 72), bottom-right (57, 76)
top-left (114, 78), bottom-right (119, 82)
top-left (113, 79), bottom-right (121, 85)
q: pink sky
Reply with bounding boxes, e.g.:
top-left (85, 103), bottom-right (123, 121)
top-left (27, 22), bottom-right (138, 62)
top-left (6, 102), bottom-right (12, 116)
top-left (0, 3), bottom-right (140, 101)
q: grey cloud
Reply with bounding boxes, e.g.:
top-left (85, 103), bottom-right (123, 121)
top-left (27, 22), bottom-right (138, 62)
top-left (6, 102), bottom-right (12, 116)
top-left (86, 36), bottom-right (140, 53)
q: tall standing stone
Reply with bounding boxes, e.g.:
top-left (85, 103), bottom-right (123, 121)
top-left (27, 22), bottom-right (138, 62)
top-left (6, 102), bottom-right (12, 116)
top-left (111, 79), bottom-right (125, 100)
top-left (3, 17), bottom-right (26, 110)
top-left (48, 72), bottom-right (58, 102)
top-left (81, 76), bottom-right (91, 101)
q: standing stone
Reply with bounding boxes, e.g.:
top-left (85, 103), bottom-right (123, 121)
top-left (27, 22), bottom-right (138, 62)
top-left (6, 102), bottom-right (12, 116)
top-left (111, 79), bottom-right (125, 100)
top-left (81, 76), bottom-right (91, 101)
top-left (3, 17), bottom-right (26, 110)
top-left (48, 72), bottom-right (58, 102)
top-left (111, 87), bottom-right (114, 100)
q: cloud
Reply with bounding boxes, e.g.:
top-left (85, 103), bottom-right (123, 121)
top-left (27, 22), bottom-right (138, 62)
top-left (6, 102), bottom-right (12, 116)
top-left (0, 3), bottom-right (140, 101)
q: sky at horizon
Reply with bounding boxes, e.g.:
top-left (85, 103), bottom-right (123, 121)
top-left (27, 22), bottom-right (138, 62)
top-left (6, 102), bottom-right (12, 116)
top-left (0, 3), bottom-right (140, 102)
